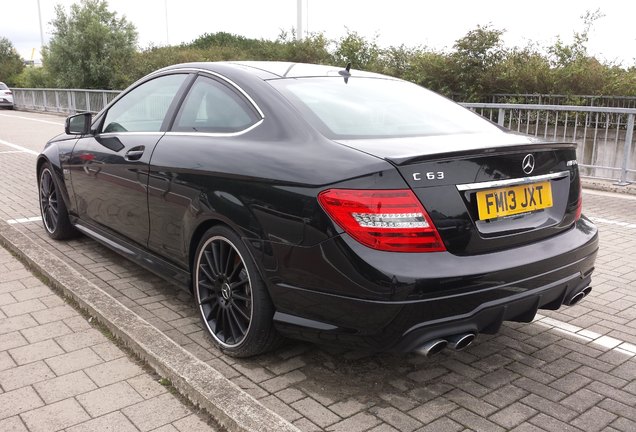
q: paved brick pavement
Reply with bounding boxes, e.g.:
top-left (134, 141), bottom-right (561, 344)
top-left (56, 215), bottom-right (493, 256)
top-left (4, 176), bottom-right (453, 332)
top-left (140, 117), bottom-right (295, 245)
top-left (1, 111), bottom-right (635, 431)
top-left (0, 245), bottom-right (218, 431)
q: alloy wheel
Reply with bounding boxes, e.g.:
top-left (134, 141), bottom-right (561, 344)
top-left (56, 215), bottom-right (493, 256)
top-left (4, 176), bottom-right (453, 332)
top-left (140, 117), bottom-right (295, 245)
top-left (195, 236), bottom-right (253, 347)
top-left (39, 168), bottom-right (59, 234)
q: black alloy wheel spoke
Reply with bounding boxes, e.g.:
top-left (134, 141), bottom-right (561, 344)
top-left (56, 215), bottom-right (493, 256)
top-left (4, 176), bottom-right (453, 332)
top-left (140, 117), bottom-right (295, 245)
top-left (223, 246), bottom-right (235, 275)
top-left (228, 307), bottom-right (245, 338)
top-left (230, 278), bottom-right (248, 290)
top-left (210, 242), bottom-right (221, 276)
top-left (228, 259), bottom-right (242, 280)
top-left (229, 306), bottom-right (247, 330)
top-left (48, 208), bottom-right (58, 225)
top-left (223, 308), bottom-right (234, 342)
top-left (206, 299), bottom-right (220, 321)
top-left (203, 250), bottom-right (218, 279)
top-left (231, 291), bottom-right (249, 302)
top-left (198, 279), bottom-right (214, 291)
top-left (199, 263), bottom-right (215, 284)
top-left (215, 306), bottom-right (223, 334)
top-left (198, 294), bottom-right (216, 305)
top-left (233, 303), bottom-right (250, 321)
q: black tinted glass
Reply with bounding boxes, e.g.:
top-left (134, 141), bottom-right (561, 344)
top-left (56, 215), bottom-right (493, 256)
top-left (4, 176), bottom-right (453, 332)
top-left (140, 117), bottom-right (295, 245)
top-left (102, 74), bottom-right (187, 133)
top-left (270, 77), bottom-right (498, 139)
top-left (173, 76), bottom-right (259, 133)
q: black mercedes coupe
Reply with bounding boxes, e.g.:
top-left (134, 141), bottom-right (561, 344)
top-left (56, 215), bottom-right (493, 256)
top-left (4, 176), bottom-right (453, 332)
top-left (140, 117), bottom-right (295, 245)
top-left (37, 62), bottom-right (598, 357)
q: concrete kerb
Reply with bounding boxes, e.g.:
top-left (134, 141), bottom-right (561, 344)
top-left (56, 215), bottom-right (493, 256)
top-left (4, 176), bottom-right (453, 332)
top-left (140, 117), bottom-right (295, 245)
top-left (0, 220), bottom-right (300, 432)
top-left (582, 178), bottom-right (636, 195)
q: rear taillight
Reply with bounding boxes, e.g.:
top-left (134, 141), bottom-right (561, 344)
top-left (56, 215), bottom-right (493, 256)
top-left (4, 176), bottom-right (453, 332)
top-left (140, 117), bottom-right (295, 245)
top-left (575, 180), bottom-right (583, 221)
top-left (318, 189), bottom-right (446, 252)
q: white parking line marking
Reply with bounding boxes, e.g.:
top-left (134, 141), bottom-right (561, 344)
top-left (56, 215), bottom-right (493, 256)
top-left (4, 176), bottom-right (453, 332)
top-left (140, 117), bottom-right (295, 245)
top-left (0, 150), bottom-right (30, 154)
top-left (534, 313), bottom-right (635, 357)
top-left (0, 139), bottom-right (38, 156)
top-left (7, 216), bottom-right (42, 224)
top-left (588, 216), bottom-right (636, 230)
top-left (0, 112), bottom-right (64, 126)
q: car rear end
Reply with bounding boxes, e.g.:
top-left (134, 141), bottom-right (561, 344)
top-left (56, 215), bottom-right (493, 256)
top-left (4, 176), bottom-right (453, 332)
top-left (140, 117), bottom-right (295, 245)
top-left (265, 71), bottom-right (598, 353)
top-left (0, 82), bottom-right (14, 109)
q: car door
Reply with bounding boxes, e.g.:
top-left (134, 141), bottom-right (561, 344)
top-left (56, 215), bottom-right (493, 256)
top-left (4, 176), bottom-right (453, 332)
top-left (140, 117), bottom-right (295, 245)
top-left (146, 73), bottom-right (263, 266)
top-left (69, 73), bottom-right (190, 247)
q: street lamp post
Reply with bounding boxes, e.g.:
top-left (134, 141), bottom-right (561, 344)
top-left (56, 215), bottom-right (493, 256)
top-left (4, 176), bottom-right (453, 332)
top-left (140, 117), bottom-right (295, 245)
top-left (37, 0), bottom-right (44, 52)
top-left (297, 0), bottom-right (303, 41)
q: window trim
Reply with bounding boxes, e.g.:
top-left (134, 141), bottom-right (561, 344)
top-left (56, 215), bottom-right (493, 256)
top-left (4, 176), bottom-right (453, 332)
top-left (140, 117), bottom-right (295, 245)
top-left (91, 67), bottom-right (266, 137)
top-left (164, 119), bottom-right (264, 138)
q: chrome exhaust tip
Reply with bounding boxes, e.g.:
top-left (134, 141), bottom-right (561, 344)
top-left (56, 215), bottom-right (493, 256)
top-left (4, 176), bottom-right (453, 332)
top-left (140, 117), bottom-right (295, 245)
top-left (415, 339), bottom-right (448, 357)
top-left (567, 291), bottom-right (586, 306)
top-left (582, 286), bottom-right (592, 296)
top-left (447, 333), bottom-right (476, 351)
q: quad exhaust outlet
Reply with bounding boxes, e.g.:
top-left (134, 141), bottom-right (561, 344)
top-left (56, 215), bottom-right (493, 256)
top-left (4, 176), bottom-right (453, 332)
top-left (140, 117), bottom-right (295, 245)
top-left (415, 286), bottom-right (594, 358)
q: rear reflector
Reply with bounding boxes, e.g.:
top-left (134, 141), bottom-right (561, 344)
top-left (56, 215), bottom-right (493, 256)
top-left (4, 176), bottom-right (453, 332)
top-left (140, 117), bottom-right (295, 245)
top-left (575, 180), bottom-right (583, 221)
top-left (318, 189), bottom-right (446, 252)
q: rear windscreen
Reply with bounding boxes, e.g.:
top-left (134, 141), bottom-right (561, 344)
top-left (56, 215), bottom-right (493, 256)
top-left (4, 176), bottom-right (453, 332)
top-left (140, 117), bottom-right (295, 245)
top-left (269, 77), bottom-right (499, 139)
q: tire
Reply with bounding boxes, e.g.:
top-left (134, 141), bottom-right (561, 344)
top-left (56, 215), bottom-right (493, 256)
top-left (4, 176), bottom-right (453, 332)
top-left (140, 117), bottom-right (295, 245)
top-left (39, 163), bottom-right (77, 240)
top-left (193, 225), bottom-right (282, 357)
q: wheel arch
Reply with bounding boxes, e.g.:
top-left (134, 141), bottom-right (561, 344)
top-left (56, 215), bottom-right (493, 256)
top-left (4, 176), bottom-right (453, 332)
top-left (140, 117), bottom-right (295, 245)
top-left (187, 217), bottom-right (272, 296)
top-left (36, 142), bottom-right (76, 215)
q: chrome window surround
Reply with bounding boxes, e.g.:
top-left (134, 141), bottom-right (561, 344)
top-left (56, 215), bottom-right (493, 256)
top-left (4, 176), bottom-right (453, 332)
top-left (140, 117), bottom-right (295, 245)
top-left (165, 119), bottom-right (264, 138)
top-left (456, 171), bottom-right (570, 191)
top-left (95, 67), bottom-right (266, 138)
top-left (146, 67), bottom-right (265, 119)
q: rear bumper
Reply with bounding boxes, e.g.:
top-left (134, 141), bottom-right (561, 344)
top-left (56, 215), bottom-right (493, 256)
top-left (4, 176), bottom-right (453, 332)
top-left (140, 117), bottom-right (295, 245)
top-left (258, 217), bottom-right (598, 351)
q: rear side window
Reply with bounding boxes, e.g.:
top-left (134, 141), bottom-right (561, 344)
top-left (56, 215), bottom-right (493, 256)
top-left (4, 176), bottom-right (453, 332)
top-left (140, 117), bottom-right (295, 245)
top-left (102, 74), bottom-right (187, 133)
top-left (172, 76), bottom-right (260, 133)
top-left (0, 83), bottom-right (8, 90)
top-left (270, 77), bottom-right (499, 139)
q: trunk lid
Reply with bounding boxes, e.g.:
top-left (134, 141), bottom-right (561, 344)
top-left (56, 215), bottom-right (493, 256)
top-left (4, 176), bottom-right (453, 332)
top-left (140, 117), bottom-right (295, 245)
top-left (336, 132), bottom-right (581, 255)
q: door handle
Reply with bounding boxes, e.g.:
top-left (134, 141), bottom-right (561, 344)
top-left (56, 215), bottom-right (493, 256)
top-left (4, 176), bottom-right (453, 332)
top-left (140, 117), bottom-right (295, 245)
top-left (125, 146), bottom-right (145, 161)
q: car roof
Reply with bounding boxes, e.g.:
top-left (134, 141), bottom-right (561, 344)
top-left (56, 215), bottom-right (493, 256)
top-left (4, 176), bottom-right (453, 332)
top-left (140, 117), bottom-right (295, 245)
top-left (160, 61), bottom-right (390, 81)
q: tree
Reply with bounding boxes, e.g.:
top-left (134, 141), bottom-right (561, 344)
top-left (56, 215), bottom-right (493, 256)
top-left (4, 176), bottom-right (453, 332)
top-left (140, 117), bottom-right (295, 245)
top-left (549, 9), bottom-right (604, 67)
top-left (44, 0), bottom-right (137, 89)
top-left (0, 37), bottom-right (24, 85)
top-left (333, 30), bottom-right (381, 71)
top-left (451, 25), bottom-right (506, 100)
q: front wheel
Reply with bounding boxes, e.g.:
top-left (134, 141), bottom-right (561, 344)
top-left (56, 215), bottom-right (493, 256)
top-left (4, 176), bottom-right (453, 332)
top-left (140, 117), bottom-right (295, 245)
top-left (38, 163), bottom-right (77, 240)
top-left (193, 225), bottom-right (282, 357)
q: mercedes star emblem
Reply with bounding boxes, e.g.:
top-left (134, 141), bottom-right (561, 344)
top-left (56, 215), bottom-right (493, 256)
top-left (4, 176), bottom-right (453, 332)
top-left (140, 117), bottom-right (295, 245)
top-left (522, 154), bottom-right (535, 175)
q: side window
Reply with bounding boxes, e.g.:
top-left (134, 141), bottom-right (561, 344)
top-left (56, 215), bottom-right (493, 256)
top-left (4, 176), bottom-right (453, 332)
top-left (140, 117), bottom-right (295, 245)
top-left (102, 74), bottom-right (187, 133)
top-left (172, 76), bottom-right (260, 133)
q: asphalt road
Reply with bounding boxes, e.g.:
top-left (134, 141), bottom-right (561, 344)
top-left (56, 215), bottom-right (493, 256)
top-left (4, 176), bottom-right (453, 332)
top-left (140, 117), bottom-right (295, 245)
top-left (1, 109), bottom-right (635, 432)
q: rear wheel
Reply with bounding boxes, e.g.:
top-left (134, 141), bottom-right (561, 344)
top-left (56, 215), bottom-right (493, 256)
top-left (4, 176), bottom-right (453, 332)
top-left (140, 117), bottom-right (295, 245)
top-left (39, 163), bottom-right (77, 240)
top-left (193, 225), bottom-right (281, 357)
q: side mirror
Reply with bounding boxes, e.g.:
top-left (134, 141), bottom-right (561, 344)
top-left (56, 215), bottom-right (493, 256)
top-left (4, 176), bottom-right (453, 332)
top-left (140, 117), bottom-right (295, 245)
top-left (65, 112), bottom-right (92, 135)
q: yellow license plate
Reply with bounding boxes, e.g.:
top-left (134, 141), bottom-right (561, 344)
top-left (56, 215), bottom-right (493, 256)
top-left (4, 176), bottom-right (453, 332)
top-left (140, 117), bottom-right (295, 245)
top-left (476, 181), bottom-right (553, 220)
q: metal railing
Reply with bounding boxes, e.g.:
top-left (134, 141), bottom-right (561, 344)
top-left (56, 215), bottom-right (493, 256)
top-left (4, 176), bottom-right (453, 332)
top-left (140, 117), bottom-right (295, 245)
top-left (12, 88), bottom-right (120, 114)
top-left (483, 94), bottom-right (636, 108)
top-left (461, 103), bottom-right (635, 184)
top-left (8, 87), bottom-right (635, 184)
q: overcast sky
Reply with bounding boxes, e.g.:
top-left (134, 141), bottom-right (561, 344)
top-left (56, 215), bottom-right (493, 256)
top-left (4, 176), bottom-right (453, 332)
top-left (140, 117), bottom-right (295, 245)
top-left (4, 0), bottom-right (636, 66)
